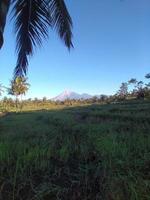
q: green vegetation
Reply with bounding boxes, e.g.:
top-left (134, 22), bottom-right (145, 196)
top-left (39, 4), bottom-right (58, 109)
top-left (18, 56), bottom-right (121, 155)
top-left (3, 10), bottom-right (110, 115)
top-left (0, 99), bottom-right (150, 199)
top-left (8, 77), bottom-right (30, 111)
top-left (0, 0), bottom-right (73, 77)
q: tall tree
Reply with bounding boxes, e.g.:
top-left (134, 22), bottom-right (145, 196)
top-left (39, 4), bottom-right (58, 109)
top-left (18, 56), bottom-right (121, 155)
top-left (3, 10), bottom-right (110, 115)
top-left (0, 0), bottom-right (73, 77)
top-left (117, 82), bottom-right (128, 99)
top-left (145, 73), bottom-right (150, 88)
top-left (128, 78), bottom-right (138, 96)
top-left (8, 76), bottom-right (30, 110)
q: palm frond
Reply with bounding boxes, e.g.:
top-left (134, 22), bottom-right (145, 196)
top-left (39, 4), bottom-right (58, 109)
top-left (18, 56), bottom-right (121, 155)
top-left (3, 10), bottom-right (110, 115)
top-left (0, 0), bottom-right (11, 48)
top-left (11, 0), bottom-right (73, 77)
top-left (48, 0), bottom-right (73, 49)
top-left (12, 0), bottom-right (51, 77)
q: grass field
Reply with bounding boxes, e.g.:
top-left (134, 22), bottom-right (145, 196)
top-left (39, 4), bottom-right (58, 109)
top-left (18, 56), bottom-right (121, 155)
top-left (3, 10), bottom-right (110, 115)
top-left (0, 100), bottom-right (150, 200)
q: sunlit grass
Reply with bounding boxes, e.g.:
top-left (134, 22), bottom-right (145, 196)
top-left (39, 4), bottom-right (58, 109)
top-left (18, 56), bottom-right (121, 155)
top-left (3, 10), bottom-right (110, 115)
top-left (0, 100), bottom-right (150, 199)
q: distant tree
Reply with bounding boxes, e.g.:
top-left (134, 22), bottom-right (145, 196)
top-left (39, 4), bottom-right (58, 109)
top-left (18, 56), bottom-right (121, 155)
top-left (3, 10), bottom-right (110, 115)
top-left (145, 73), bottom-right (150, 79)
top-left (136, 81), bottom-right (145, 99)
top-left (128, 78), bottom-right (144, 99)
top-left (91, 96), bottom-right (98, 103)
top-left (128, 78), bottom-right (137, 94)
top-left (128, 78), bottom-right (137, 85)
top-left (137, 81), bottom-right (143, 88)
top-left (99, 95), bottom-right (107, 102)
top-left (2, 96), bottom-right (9, 111)
top-left (117, 82), bottom-right (128, 100)
top-left (145, 83), bottom-right (150, 88)
top-left (0, 83), bottom-right (4, 96)
top-left (129, 79), bottom-right (146, 99)
top-left (33, 98), bottom-right (39, 106)
top-left (27, 98), bottom-right (32, 102)
top-left (8, 77), bottom-right (30, 110)
top-left (145, 73), bottom-right (150, 88)
top-left (2, 97), bottom-right (14, 111)
top-left (42, 97), bottom-right (47, 102)
top-left (144, 73), bottom-right (150, 98)
top-left (7, 98), bottom-right (14, 107)
top-left (34, 98), bottom-right (38, 102)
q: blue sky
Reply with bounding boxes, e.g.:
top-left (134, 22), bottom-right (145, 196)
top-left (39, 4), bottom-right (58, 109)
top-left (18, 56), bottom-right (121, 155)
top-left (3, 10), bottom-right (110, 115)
top-left (0, 0), bottom-right (150, 98)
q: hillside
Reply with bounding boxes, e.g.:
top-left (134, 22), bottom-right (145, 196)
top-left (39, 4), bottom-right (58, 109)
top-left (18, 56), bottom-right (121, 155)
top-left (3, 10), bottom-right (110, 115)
top-left (52, 90), bottom-right (93, 101)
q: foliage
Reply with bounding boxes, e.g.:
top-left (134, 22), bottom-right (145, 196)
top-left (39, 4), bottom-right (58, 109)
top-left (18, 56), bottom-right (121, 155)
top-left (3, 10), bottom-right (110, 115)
top-left (0, 100), bottom-right (150, 199)
top-left (112, 73), bottom-right (150, 101)
top-left (8, 76), bottom-right (30, 97)
top-left (117, 82), bottom-right (128, 99)
top-left (0, 0), bottom-right (73, 77)
top-left (0, 0), bottom-right (10, 48)
top-left (127, 75), bottom-right (150, 99)
top-left (145, 73), bottom-right (150, 79)
top-left (7, 77), bottom-right (30, 111)
top-left (128, 78), bottom-right (137, 85)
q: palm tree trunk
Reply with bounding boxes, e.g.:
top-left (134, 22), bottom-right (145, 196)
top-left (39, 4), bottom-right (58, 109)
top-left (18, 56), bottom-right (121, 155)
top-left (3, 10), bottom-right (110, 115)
top-left (0, 0), bottom-right (10, 48)
top-left (15, 95), bottom-right (18, 112)
top-left (20, 94), bottom-right (23, 111)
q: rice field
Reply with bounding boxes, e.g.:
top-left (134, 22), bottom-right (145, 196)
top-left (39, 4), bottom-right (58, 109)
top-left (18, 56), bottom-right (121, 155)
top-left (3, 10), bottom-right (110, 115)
top-left (0, 100), bottom-right (150, 200)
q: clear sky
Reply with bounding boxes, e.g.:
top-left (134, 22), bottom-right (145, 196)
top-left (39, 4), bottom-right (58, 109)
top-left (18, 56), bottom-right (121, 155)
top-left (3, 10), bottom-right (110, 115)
top-left (0, 0), bottom-right (150, 99)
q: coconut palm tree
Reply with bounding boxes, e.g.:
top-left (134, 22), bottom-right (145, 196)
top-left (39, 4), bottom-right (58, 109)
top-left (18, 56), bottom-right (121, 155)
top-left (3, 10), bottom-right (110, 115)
top-left (8, 76), bottom-right (30, 110)
top-left (0, 0), bottom-right (73, 77)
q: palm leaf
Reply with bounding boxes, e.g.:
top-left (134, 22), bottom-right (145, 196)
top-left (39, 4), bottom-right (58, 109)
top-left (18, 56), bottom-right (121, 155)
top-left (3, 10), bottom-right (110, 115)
top-left (49, 0), bottom-right (73, 49)
top-left (12, 0), bottom-right (51, 77)
top-left (0, 0), bottom-right (11, 48)
top-left (12, 0), bottom-right (73, 78)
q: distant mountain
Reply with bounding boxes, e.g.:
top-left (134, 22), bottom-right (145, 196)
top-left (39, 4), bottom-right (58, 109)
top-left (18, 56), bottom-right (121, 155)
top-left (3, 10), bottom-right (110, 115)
top-left (52, 90), bottom-right (93, 101)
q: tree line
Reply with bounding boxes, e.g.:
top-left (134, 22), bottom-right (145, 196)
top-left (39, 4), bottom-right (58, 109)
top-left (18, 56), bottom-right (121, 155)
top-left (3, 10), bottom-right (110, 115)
top-left (116, 73), bottom-right (150, 100)
top-left (0, 73), bottom-right (150, 112)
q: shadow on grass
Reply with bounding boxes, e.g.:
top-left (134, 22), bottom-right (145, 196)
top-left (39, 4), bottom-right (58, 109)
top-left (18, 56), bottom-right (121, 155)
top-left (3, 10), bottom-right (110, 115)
top-left (0, 104), bottom-right (107, 200)
top-left (0, 100), bottom-right (150, 200)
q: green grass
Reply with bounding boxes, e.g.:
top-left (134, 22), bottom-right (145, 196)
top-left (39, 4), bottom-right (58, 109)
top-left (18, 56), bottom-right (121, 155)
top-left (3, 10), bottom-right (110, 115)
top-left (0, 100), bottom-right (150, 199)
